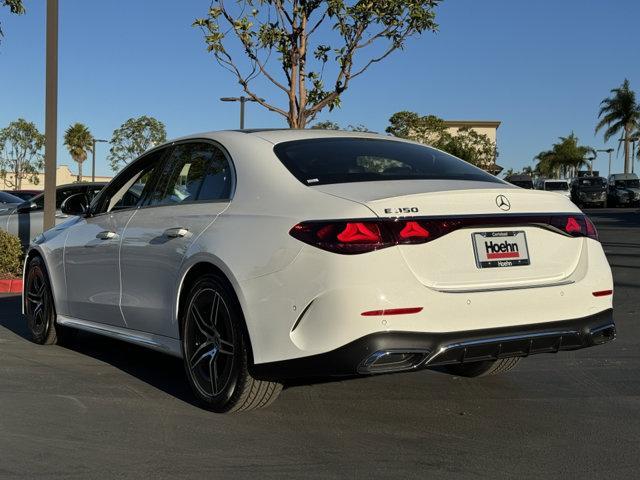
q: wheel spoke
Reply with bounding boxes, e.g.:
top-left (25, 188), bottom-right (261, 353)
top-left (189, 340), bottom-right (217, 369)
top-left (209, 355), bottom-right (218, 395)
top-left (219, 338), bottom-right (234, 355)
top-left (191, 304), bottom-right (214, 337)
top-left (210, 292), bottom-right (220, 327)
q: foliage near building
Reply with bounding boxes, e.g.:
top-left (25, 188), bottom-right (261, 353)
top-left (386, 111), bottom-right (498, 169)
top-left (0, 118), bottom-right (44, 190)
top-left (107, 116), bottom-right (166, 171)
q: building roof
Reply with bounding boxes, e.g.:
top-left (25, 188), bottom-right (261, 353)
top-left (443, 120), bottom-right (501, 129)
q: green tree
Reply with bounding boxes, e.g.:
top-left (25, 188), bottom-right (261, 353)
top-left (0, 118), bottom-right (44, 190)
top-left (595, 79), bottom-right (640, 174)
top-left (63, 123), bottom-right (94, 181)
top-left (386, 111), bottom-right (448, 144)
top-left (534, 133), bottom-right (593, 179)
top-left (311, 121), bottom-right (371, 132)
top-left (107, 116), bottom-right (166, 171)
top-left (437, 127), bottom-right (497, 170)
top-left (194, 1), bottom-right (441, 128)
top-left (386, 111), bottom-right (497, 168)
top-left (0, 0), bottom-right (25, 43)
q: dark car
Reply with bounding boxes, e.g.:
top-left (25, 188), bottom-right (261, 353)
top-left (505, 174), bottom-right (534, 189)
top-left (0, 182), bottom-right (106, 247)
top-left (571, 176), bottom-right (608, 208)
top-left (3, 189), bottom-right (40, 201)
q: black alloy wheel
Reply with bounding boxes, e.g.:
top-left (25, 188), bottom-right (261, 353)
top-left (181, 274), bottom-right (282, 413)
top-left (25, 256), bottom-right (59, 345)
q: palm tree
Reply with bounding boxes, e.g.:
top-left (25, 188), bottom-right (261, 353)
top-left (595, 79), bottom-right (640, 174)
top-left (534, 133), bottom-right (593, 179)
top-left (63, 123), bottom-right (94, 181)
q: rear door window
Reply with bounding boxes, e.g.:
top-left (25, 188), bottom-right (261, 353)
top-left (273, 138), bottom-right (501, 186)
top-left (147, 142), bottom-right (232, 207)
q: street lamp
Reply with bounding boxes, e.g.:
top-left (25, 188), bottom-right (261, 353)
top-left (220, 96), bottom-right (264, 129)
top-left (91, 138), bottom-right (109, 182)
top-left (596, 148), bottom-right (615, 177)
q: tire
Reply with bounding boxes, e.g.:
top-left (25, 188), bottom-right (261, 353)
top-left (181, 274), bottom-right (282, 413)
top-left (24, 256), bottom-right (59, 345)
top-left (442, 357), bottom-right (521, 377)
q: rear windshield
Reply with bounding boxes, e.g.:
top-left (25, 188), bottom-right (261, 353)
top-left (544, 181), bottom-right (568, 191)
top-left (577, 178), bottom-right (606, 187)
top-left (273, 138), bottom-right (502, 186)
top-left (615, 179), bottom-right (640, 189)
top-left (510, 180), bottom-right (534, 189)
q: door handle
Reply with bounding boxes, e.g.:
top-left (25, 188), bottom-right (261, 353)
top-left (164, 227), bottom-right (189, 238)
top-left (96, 230), bottom-right (118, 240)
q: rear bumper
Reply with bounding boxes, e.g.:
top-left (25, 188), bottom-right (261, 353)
top-left (251, 309), bottom-right (615, 380)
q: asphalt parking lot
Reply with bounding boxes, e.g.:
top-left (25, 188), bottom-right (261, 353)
top-left (1, 209), bottom-right (638, 479)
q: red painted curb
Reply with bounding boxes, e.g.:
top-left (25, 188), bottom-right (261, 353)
top-left (0, 278), bottom-right (23, 293)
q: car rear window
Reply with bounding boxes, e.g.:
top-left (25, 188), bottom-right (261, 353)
top-left (273, 138), bottom-right (502, 186)
top-left (544, 181), bottom-right (569, 191)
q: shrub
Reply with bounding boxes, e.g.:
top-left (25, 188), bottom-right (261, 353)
top-left (0, 230), bottom-right (23, 278)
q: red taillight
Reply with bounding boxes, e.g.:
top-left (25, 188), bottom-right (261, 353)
top-left (289, 221), bottom-right (394, 254)
top-left (399, 221), bottom-right (430, 240)
top-left (565, 217), bottom-right (581, 233)
top-left (290, 214), bottom-right (599, 254)
top-left (550, 214), bottom-right (598, 241)
top-left (337, 222), bottom-right (381, 243)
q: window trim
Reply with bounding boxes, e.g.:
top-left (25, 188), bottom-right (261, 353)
top-left (146, 139), bottom-right (236, 207)
top-left (88, 138), bottom-right (237, 218)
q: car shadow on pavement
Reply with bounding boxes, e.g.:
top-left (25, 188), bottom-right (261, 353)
top-left (0, 294), bottom-right (330, 403)
top-left (0, 294), bottom-right (197, 407)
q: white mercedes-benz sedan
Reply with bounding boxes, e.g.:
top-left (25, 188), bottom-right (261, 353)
top-left (23, 129), bottom-right (615, 412)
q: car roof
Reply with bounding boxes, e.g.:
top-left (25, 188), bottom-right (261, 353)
top-left (168, 128), bottom-right (389, 146)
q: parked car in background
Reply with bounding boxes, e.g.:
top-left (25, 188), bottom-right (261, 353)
top-left (505, 174), bottom-right (534, 189)
top-left (23, 130), bottom-right (615, 413)
top-left (607, 173), bottom-right (640, 207)
top-left (538, 179), bottom-right (571, 198)
top-left (0, 182), bottom-right (106, 247)
top-left (3, 189), bottom-right (41, 201)
top-left (0, 191), bottom-right (24, 214)
top-left (571, 176), bottom-right (608, 208)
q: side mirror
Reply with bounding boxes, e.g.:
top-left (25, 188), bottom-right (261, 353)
top-left (17, 201), bottom-right (38, 213)
top-left (60, 193), bottom-right (89, 216)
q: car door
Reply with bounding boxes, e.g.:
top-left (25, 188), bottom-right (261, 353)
top-left (63, 150), bottom-right (167, 325)
top-left (119, 141), bottom-right (234, 337)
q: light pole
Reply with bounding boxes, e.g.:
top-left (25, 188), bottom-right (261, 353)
top-left (630, 136), bottom-right (639, 175)
top-left (220, 96), bottom-right (264, 129)
top-left (91, 138), bottom-right (109, 182)
top-left (597, 148), bottom-right (614, 177)
top-left (43, 0), bottom-right (58, 231)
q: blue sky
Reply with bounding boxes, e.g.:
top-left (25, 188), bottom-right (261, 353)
top-left (0, 0), bottom-right (638, 177)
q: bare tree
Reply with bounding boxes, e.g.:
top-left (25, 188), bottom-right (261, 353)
top-left (194, 1), bottom-right (441, 128)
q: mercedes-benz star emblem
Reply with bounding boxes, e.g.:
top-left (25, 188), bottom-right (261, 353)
top-left (496, 195), bottom-right (511, 211)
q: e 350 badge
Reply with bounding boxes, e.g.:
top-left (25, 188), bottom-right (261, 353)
top-left (384, 207), bottom-right (419, 214)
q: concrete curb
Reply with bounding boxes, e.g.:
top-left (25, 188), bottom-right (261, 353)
top-left (0, 278), bottom-right (23, 293)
